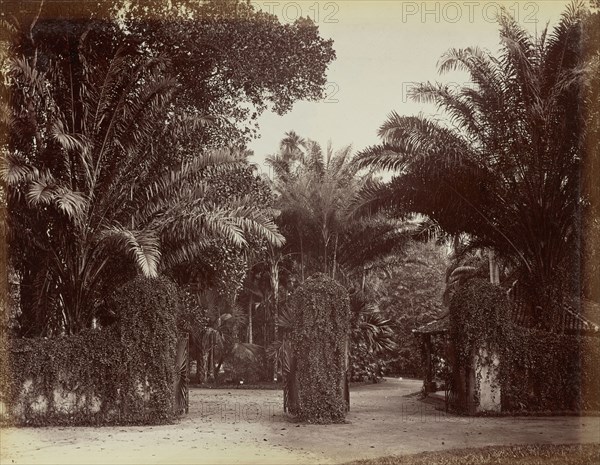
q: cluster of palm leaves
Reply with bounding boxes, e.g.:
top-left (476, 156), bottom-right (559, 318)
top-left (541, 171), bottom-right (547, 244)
top-left (1, 22), bottom-right (283, 336)
top-left (349, 292), bottom-right (396, 354)
top-left (184, 290), bottom-right (263, 383)
top-left (267, 131), bottom-right (409, 283)
top-left (355, 2), bottom-right (599, 325)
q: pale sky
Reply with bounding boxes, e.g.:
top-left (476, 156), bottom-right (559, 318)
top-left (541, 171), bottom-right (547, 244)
top-left (247, 0), bottom-right (571, 175)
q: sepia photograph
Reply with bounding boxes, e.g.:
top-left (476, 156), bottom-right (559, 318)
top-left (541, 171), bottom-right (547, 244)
top-left (0, 0), bottom-right (599, 463)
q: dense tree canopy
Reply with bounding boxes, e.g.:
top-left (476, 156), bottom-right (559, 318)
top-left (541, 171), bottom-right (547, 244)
top-left (375, 241), bottom-right (448, 377)
top-left (0, 0), bottom-right (337, 336)
top-left (1, 0), bottom-right (335, 150)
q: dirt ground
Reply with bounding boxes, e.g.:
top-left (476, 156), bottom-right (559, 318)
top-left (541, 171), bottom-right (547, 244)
top-left (1, 378), bottom-right (599, 464)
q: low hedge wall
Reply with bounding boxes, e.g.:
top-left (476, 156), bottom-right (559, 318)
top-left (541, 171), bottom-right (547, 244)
top-left (0, 328), bottom-right (124, 425)
top-left (0, 276), bottom-right (180, 426)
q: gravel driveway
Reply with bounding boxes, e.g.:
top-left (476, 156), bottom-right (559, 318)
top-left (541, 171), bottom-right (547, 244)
top-left (1, 378), bottom-right (599, 464)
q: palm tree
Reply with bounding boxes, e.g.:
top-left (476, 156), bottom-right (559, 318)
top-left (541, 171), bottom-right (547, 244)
top-left (279, 131), bottom-right (306, 161)
top-left (194, 290), bottom-right (262, 384)
top-left (355, 3), bottom-right (597, 326)
top-left (269, 137), bottom-right (407, 282)
top-left (2, 29), bottom-right (283, 336)
top-left (349, 292), bottom-right (396, 352)
top-left (264, 136), bottom-right (410, 388)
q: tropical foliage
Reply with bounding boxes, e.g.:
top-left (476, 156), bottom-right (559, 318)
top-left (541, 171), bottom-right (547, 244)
top-left (0, 276), bottom-right (182, 425)
top-left (376, 241), bottom-right (448, 377)
top-left (268, 132), bottom-right (409, 282)
top-left (1, 0), bottom-right (336, 150)
top-left (2, 0), bottom-right (596, 428)
top-left (188, 290), bottom-right (263, 384)
top-left (448, 278), bottom-right (600, 413)
top-left (348, 291), bottom-right (396, 382)
top-left (356, 3), bottom-right (599, 326)
top-left (0, 0), bottom-right (339, 336)
top-left (1, 41), bottom-right (282, 335)
top-left (232, 134), bottom-right (412, 382)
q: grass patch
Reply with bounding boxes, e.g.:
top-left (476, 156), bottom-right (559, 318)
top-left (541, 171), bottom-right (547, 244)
top-left (343, 444), bottom-right (600, 465)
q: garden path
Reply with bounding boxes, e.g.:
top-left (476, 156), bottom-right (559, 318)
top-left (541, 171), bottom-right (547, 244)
top-left (1, 378), bottom-right (599, 464)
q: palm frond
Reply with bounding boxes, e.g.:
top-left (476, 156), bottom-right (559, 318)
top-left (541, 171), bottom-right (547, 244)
top-left (408, 82), bottom-right (480, 137)
top-left (354, 143), bottom-right (408, 172)
top-left (161, 239), bottom-right (214, 269)
top-left (100, 226), bottom-right (161, 278)
top-left (52, 187), bottom-right (88, 223)
top-left (0, 100), bottom-right (15, 129)
top-left (276, 305), bottom-right (297, 330)
top-left (347, 177), bottom-right (404, 218)
top-left (50, 120), bottom-right (91, 154)
top-left (25, 178), bottom-right (55, 206)
top-left (162, 202), bottom-right (283, 250)
top-left (225, 204), bottom-right (286, 247)
top-left (230, 343), bottom-right (264, 363)
top-left (1, 152), bottom-right (40, 185)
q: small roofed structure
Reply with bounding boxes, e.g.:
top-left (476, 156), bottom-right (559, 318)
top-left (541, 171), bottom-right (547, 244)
top-left (413, 292), bottom-right (600, 413)
top-left (412, 313), bottom-right (450, 398)
top-left (507, 280), bottom-right (600, 335)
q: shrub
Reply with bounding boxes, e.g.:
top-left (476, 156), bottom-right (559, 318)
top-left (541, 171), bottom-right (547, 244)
top-left (222, 353), bottom-right (269, 384)
top-left (0, 328), bottom-right (122, 425)
top-left (349, 343), bottom-right (385, 383)
top-left (449, 279), bottom-right (512, 368)
top-left (448, 278), bottom-right (512, 412)
top-left (288, 273), bottom-right (350, 424)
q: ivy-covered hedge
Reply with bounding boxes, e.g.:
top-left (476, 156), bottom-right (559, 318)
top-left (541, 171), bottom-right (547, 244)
top-left (448, 279), bottom-right (510, 412)
top-left (501, 328), bottom-right (600, 412)
top-left (0, 328), bottom-right (121, 425)
top-left (112, 276), bottom-right (180, 423)
top-left (449, 278), bottom-right (600, 413)
top-left (0, 276), bottom-right (181, 426)
top-left (288, 273), bottom-right (350, 424)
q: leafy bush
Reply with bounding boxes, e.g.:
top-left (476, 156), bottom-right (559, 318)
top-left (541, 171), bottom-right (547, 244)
top-left (377, 241), bottom-right (448, 378)
top-left (449, 279), bottom-right (512, 371)
top-left (448, 278), bottom-right (512, 412)
top-left (349, 343), bottom-right (385, 383)
top-left (0, 276), bottom-right (181, 425)
top-left (349, 292), bottom-right (395, 383)
top-left (288, 273), bottom-right (350, 423)
top-left (222, 353), bottom-right (270, 385)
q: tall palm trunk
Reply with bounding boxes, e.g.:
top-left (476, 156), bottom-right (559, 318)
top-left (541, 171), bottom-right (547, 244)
top-left (270, 257), bottom-right (280, 379)
top-left (488, 249), bottom-right (500, 285)
top-left (247, 296), bottom-right (253, 344)
top-left (322, 224), bottom-right (329, 275)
